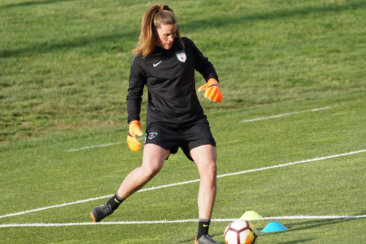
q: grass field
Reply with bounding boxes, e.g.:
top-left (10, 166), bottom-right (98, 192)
top-left (1, 0), bottom-right (366, 243)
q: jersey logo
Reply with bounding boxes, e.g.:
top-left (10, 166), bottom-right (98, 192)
top-left (153, 61), bottom-right (162, 67)
top-left (147, 132), bottom-right (158, 140)
top-left (175, 51), bottom-right (186, 63)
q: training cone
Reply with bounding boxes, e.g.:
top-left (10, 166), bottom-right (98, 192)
top-left (261, 221), bottom-right (288, 233)
top-left (240, 211), bottom-right (263, 221)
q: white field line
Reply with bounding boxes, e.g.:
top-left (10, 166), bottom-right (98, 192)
top-left (217, 149), bottom-right (366, 179)
top-left (1, 215), bottom-right (366, 228)
top-left (1, 149), bottom-right (365, 220)
top-left (66, 142), bottom-right (123, 152)
top-left (262, 215), bottom-right (366, 220)
top-left (240, 106), bottom-right (332, 123)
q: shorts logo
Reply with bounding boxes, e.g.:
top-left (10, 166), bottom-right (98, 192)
top-left (175, 51), bottom-right (186, 63)
top-left (147, 132), bottom-right (158, 140)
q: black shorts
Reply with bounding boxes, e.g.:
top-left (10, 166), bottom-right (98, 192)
top-left (145, 120), bottom-right (216, 161)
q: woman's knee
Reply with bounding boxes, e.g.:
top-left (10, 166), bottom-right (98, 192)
top-left (142, 162), bottom-right (163, 177)
top-left (206, 161), bottom-right (217, 177)
top-left (141, 144), bottom-right (168, 177)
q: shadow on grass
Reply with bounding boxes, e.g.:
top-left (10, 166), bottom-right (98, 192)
top-left (1, 0), bottom-right (365, 58)
top-left (0, 31), bottom-right (139, 58)
top-left (177, 231), bottom-right (224, 243)
top-left (0, 0), bottom-right (73, 10)
top-left (276, 239), bottom-right (313, 244)
top-left (181, 0), bottom-right (366, 33)
top-left (284, 216), bottom-right (365, 233)
top-left (264, 211), bottom-right (366, 243)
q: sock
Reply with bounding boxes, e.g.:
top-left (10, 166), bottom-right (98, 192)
top-left (106, 194), bottom-right (124, 211)
top-left (197, 219), bottom-right (210, 239)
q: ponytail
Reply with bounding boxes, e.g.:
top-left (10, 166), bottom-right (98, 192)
top-left (132, 4), bottom-right (184, 57)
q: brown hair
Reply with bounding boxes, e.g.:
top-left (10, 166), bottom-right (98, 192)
top-left (132, 4), bottom-right (184, 57)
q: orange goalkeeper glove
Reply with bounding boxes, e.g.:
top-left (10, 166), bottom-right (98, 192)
top-left (127, 120), bottom-right (143, 152)
top-left (198, 78), bottom-right (222, 103)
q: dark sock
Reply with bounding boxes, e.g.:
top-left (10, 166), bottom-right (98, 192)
top-left (197, 219), bottom-right (210, 239)
top-left (106, 194), bottom-right (124, 211)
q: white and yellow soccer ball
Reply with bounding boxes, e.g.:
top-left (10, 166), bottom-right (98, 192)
top-left (224, 219), bottom-right (257, 244)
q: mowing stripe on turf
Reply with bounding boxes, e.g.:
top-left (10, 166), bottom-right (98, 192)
top-left (240, 106), bottom-right (332, 123)
top-left (66, 106), bottom-right (332, 152)
top-left (1, 149), bottom-right (365, 220)
top-left (1, 215), bottom-right (366, 228)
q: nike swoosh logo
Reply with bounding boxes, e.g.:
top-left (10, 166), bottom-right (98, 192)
top-left (153, 61), bottom-right (162, 67)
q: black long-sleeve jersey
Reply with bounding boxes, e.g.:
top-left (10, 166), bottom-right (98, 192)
top-left (126, 37), bottom-right (219, 128)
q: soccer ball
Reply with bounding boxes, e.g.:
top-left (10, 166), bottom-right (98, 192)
top-left (224, 219), bottom-right (257, 244)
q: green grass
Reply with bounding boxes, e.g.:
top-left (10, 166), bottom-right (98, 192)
top-left (1, 0), bottom-right (365, 142)
top-left (1, 0), bottom-right (366, 243)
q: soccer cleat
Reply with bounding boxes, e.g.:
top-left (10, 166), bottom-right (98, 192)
top-left (90, 204), bottom-right (114, 222)
top-left (195, 235), bottom-right (222, 244)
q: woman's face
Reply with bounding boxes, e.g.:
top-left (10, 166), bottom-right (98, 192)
top-left (156, 23), bottom-right (177, 50)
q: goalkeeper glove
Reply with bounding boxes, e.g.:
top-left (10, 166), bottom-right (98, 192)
top-left (198, 78), bottom-right (222, 103)
top-left (127, 120), bottom-right (143, 152)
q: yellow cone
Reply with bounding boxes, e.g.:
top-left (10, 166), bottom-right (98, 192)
top-left (240, 211), bottom-right (263, 221)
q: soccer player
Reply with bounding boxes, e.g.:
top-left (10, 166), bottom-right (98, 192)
top-left (90, 4), bottom-right (223, 244)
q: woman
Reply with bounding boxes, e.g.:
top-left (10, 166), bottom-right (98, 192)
top-left (91, 4), bottom-right (222, 244)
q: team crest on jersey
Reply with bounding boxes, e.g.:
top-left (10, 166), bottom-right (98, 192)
top-left (175, 51), bottom-right (187, 63)
top-left (147, 132), bottom-right (158, 140)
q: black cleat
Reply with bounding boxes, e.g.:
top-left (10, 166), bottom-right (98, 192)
top-left (90, 204), bottom-right (114, 222)
top-left (195, 235), bottom-right (222, 244)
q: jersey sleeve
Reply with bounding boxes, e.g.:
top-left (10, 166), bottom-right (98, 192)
top-left (126, 56), bottom-right (146, 123)
top-left (185, 38), bottom-right (219, 82)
